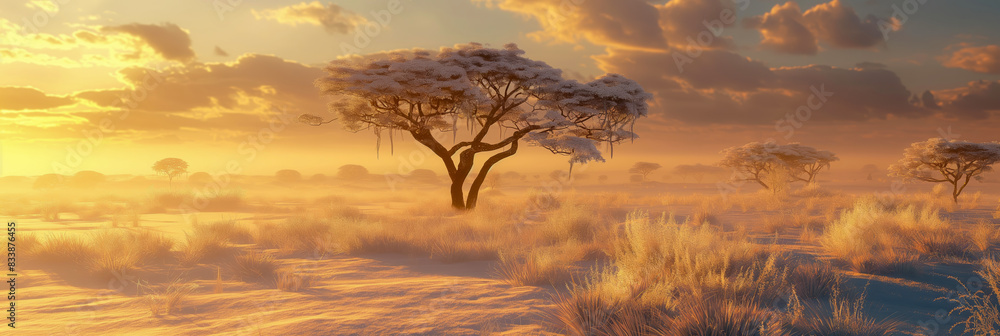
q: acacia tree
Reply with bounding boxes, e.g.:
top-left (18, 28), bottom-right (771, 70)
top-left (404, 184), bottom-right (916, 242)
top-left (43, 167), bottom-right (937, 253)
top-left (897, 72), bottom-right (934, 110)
top-left (152, 158), bottom-right (188, 189)
top-left (629, 162), bottom-right (662, 182)
top-left (719, 142), bottom-right (838, 189)
top-left (719, 142), bottom-right (786, 189)
top-left (775, 144), bottom-right (839, 184)
top-left (861, 164), bottom-right (879, 181)
top-left (889, 138), bottom-right (1000, 203)
top-left (305, 43), bottom-right (650, 209)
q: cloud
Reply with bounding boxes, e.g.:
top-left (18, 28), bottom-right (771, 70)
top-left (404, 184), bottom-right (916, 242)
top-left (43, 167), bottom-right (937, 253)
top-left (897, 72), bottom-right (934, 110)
top-left (253, 1), bottom-right (368, 35)
top-left (931, 80), bottom-right (1000, 119)
top-left (101, 23), bottom-right (196, 63)
top-left (25, 0), bottom-right (59, 12)
top-left (75, 54), bottom-right (325, 114)
top-left (743, 2), bottom-right (817, 55)
top-left (943, 45), bottom-right (1000, 74)
top-left (594, 48), bottom-right (926, 124)
top-left (656, 0), bottom-right (738, 50)
top-left (744, 0), bottom-right (886, 54)
top-left (0, 87), bottom-right (75, 111)
top-left (476, 0), bottom-right (666, 51)
top-left (854, 62), bottom-right (887, 70)
top-left (802, 0), bottom-right (885, 50)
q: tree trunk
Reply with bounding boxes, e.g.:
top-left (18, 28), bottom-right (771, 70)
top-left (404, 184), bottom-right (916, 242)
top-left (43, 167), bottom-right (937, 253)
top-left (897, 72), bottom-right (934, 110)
top-left (465, 142), bottom-right (520, 210)
top-left (449, 173), bottom-right (466, 209)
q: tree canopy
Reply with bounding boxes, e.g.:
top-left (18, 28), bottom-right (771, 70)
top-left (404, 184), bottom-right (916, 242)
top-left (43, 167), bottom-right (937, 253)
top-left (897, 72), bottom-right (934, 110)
top-left (889, 138), bottom-right (1000, 202)
top-left (719, 142), bottom-right (838, 189)
top-left (152, 158), bottom-right (188, 188)
top-left (305, 43), bottom-right (651, 209)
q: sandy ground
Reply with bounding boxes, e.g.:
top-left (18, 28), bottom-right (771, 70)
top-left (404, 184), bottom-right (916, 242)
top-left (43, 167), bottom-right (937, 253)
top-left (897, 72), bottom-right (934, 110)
top-left (10, 180), bottom-right (1000, 335)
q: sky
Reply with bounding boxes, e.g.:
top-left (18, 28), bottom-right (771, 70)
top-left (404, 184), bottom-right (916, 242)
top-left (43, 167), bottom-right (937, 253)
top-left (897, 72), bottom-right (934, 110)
top-left (2, 0), bottom-right (999, 177)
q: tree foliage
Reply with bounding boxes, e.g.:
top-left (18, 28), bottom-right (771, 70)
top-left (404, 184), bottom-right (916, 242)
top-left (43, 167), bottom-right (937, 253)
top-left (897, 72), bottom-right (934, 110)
top-left (306, 43), bottom-right (650, 209)
top-left (719, 142), bottom-right (838, 189)
top-left (152, 158), bottom-right (188, 188)
top-left (889, 138), bottom-right (1000, 203)
top-left (628, 162), bottom-right (662, 182)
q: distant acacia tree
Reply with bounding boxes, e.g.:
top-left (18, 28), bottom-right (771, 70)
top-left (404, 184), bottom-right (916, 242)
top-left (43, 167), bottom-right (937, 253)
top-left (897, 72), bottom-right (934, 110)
top-left (777, 144), bottom-right (839, 184)
top-left (408, 169), bottom-right (439, 184)
top-left (337, 165), bottom-right (369, 180)
top-left (629, 162), bottom-right (662, 182)
top-left (305, 43), bottom-right (650, 209)
top-left (889, 138), bottom-right (1000, 203)
top-left (550, 170), bottom-right (570, 184)
top-left (152, 158), bottom-right (188, 189)
top-left (598, 175), bottom-right (609, 184)
top-left (33, 174), bottom-right (64, 190)
top-left (69, 171), bottom-right (106, 188)
top-left (275, 169), bottom-right (303, 183)
top-left (861, 164), bottom-right (880, 181)
top-left (188, 172), bottom-right (212, 185)
top-left (719, 142), bottom-right (838, 189)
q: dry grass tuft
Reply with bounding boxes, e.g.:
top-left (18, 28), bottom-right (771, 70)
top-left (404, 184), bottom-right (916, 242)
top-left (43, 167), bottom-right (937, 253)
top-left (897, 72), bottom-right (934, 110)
top-left (233, 250), bottom-right (279, 282)
top-left (972, 221), bottom-right (999, 253)
top-left (495, 249), bottom-right (575, 287)
top-left (821, 197), bottom-right (968, 274)
top-left (667, 299), bottom-right (785, 336)
top-left (28, 230), bottom-right (173, 281)
top-left (142, 279), bottom-right (199, 316)
top-left (789, 262), bottom-right (840, 299)
top-left (791, 286), bottom-right (900, 335)
top-left (276, 269), bottom-right (315, 292)
top-left (942, 258), bottom-right (1000, 335)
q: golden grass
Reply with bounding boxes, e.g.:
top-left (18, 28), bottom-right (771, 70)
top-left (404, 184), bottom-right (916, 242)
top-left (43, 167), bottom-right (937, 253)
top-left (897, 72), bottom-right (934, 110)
top-left (233, 250), bottom-right (279, 282)
top-left (788, 262), bottom-right (840, 299)
top-left (821, 197), bottom-right (968, 274)
top-left (142, 279), bottom-right (199, 316)
top-left (276, 269), bottom-right (314, 292)
top-left (29, 230), bottom-right (173, 281)
top-left (667, 299), bottom-right (785, 336)
top-left (179, 221), bottom-right (245, 265)
top-left (971, 221), bottom-right (998, 253)
top-left (791, 286), bottom-right (900, 335)
top-left (942, 258), bottom-right (1000, 335)
top-left (495, 248), bottom-right (575, 287)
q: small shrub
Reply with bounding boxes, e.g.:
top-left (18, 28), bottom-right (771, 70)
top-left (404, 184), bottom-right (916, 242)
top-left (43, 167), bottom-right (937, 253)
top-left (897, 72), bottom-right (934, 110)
top-left (233, 250), bottom-right (279, 282)
top-left (789, 263), bottom-right (839, 299)
top-left (495, 250), bottom-right (574, 287)
top-left (972, 221), bottom-right (999, 253)
top-left (942, 258), bottom-right (1000, 335)
top-left (821, 198), bottom-right (964, 274)
top-left (276, 269), bottom-right (314, 292)
top-left (667, 299), bottom-right (785, 336)
top-left (142, 280), bottom-right (199, 316)
top-left (792, 286), bottom-right (900, 335)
